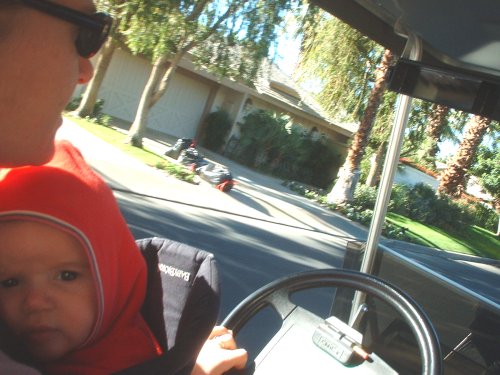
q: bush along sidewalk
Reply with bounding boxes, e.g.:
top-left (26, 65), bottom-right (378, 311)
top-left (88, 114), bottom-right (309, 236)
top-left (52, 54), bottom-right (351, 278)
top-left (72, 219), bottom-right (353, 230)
top-left (285, 180), bottom-right (499, 250)
top-left (155, 161), bottom-right (197, 184)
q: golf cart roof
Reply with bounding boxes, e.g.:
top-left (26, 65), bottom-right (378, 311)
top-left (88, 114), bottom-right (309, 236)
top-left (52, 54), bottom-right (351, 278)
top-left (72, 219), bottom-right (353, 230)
top-left (312, 0), bottom-right (500, 80)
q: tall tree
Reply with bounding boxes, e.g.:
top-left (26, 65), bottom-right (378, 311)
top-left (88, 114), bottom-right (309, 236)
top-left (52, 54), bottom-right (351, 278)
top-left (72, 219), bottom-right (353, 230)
top-left (363, 90), bottom-right (397, 187)
top-left (365, 141), bottom-right (386, 187)
top-left (401, 102), bottom-right (466, 173)
top-left (295, 14), bottom-right (380, 123)
top-left (471, 144), bottom-right (500, 200)
top-left (295, 12), bottom-right (398, 199)
top-left (326, 49), bottom-right (394, 203)
top-left (72, 38), bottom-right (117, 118)
top-left (438, 115), bottom-right (491, 196)
top-left (471, 142), bottom-right (500, 236)
top-left (72, 0), bottom-right (131, 118)
top-left (424, 104), bottom-right (450, 158)
top-left (120, 0), bottom-right (299, 147)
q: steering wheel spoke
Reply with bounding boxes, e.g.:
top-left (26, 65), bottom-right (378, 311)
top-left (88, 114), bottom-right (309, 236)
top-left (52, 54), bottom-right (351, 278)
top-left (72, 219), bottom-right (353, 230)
top-left (266, 289), bottom-right (297, 320)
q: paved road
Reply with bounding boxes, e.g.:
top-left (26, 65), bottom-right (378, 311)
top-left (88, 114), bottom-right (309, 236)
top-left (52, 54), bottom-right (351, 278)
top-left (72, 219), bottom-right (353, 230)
top-left (56, 119), bottom-right (500, 314)
top-left (57, 120), bottom-right (357, 310)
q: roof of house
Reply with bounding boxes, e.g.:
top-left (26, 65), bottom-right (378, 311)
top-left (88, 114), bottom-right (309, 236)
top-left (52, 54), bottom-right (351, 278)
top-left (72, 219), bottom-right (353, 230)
top-left (399, 158), bottom-right (495, 203)
top-left (180, 48), bottom-right (357, 138)
top-left (253, 59), bottom-right (358, 136)
top-left (399, 157), bottom-right (439, 178)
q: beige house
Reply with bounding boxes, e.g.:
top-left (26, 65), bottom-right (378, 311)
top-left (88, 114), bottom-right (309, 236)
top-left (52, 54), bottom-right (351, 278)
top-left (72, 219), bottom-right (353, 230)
top-left (79, 48), bottom-right (356, 174)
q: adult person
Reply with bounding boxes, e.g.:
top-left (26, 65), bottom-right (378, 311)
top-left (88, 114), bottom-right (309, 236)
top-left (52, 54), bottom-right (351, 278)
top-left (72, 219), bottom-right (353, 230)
top-left (0, 1), bottom-right (247, 374)
top-left (0, 0), bottom-right (95, 167)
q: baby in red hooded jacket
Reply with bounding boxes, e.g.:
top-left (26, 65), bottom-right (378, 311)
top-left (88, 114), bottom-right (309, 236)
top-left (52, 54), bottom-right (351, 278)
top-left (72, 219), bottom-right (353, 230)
top-left (0, 141), bottom-right (246, 375)
top-left (0, 140), bottom-right (163, 374)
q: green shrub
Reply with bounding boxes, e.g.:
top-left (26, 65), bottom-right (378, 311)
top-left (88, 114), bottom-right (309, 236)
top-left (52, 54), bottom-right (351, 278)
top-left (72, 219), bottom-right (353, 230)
top-left (202, 110), bottom-right (232, 152)
top-left (382, 222), bottom-right (411, 241)
top-left (353, 185), bottom-right (377, 210)
top-left (304, 189), bottom-right (319, 200)
top-left (290, 177), bottom-right (497, 236)
top-left (357, 209), bottom-right (374, 225)
top-left (316, 195), bottom-right (330, 206)
top-left (428, 194), bottom-right (455, 229)
top-left (467, 201), bottom-right (498, 232)
top-left (234, 110), bottom-right (281, 166)
top-left (429, 196), bottom-right (461, 231)
top-left (388, 184), bottom-right (411, 216)
top-left (155, 161), bottom-right (167, 170)
top-left (454, 200), bottom-right (476, 228)
top-left (234, 110), bottom-right (340, 188)
top-left (407, 183), bottom-right (437, 222)
top-left (67, 95), bottom-right (108, 127)
top-left (65, 95), bottom-right (82, 111)
top-left (97, 114), bottom-right (112, 127)
top-left (345, 182), bottom-right (492, 234)
top-left (155, 161), bottom-right (196, 184)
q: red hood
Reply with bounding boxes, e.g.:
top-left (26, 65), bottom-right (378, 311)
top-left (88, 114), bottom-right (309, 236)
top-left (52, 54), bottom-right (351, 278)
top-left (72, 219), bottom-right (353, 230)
top-left (0, 141), bottom-right (161, 374)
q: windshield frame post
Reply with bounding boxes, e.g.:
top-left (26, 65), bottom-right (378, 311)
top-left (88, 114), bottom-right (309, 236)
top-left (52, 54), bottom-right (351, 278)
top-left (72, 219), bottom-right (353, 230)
top-left (349, 33), bottom-right (422, 325)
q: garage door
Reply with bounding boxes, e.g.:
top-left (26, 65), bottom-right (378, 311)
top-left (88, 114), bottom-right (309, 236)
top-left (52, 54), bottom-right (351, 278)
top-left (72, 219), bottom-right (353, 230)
top-left (149, 73), bottom-right (211, 139)
top-left (99, 49), bottom-right (211, 139)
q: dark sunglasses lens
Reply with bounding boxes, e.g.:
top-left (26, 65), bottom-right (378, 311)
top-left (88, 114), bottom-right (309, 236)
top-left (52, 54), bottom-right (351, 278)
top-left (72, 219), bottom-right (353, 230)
top-left (76, 13), bottom-right (112, 58)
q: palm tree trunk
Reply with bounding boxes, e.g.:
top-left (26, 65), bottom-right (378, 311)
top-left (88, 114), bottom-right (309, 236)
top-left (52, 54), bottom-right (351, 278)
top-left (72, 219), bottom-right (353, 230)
top-left (365, 141), bottom-right (386, 187)
top-left (438, 115), bottom-right (491, 196)
top-left (126, 56), bottom-right (169, 147)
top-left (425, 104), bottom-right (449, 158)
top-left (72, 38), bottom-right (116, 118)
top-left (327, 49), bottom-right (394, 204)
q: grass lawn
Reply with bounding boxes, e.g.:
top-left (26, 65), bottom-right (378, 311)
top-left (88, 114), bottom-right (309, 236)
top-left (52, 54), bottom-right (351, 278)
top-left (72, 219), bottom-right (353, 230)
top-left (387, 212), bottom-right (500, 260)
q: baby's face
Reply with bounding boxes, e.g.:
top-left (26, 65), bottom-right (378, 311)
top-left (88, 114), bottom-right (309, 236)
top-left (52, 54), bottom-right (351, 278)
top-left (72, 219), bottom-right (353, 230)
top-left (0, 220), bottom-right (97, 362)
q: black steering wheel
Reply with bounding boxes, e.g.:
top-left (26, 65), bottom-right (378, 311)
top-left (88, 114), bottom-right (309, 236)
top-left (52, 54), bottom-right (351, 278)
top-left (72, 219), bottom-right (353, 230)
top-left (222, 269), bottom-right (443, 375)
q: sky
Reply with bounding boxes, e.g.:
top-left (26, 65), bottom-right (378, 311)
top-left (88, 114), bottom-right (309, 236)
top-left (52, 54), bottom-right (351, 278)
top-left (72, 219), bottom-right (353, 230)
top-left (271, 11), bottom-right (302, 76)
top-left (275, 31), bottom-right (301, 76)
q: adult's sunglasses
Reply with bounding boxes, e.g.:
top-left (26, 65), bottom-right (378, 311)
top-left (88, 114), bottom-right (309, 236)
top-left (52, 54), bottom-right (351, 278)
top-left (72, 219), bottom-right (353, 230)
top-left (21, 0), bottom-right (113, 58)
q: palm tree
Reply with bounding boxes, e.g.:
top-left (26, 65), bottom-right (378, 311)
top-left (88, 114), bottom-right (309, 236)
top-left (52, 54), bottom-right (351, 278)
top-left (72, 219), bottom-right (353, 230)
top-left (438, 115), bottom-right (491, 196)
top-left (365, 141), bottom-right (386, 187)
top-left (327, 49), bottom-right (394, 203)
top-left (424, 104), bottom-right (449, 158)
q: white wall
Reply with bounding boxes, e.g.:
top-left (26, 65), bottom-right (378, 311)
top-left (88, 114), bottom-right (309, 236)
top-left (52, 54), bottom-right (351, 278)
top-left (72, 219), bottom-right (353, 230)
top-left (97, 48), bottom-right (211, 139)
top-left (394, 164), bottom-right (439, 189)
